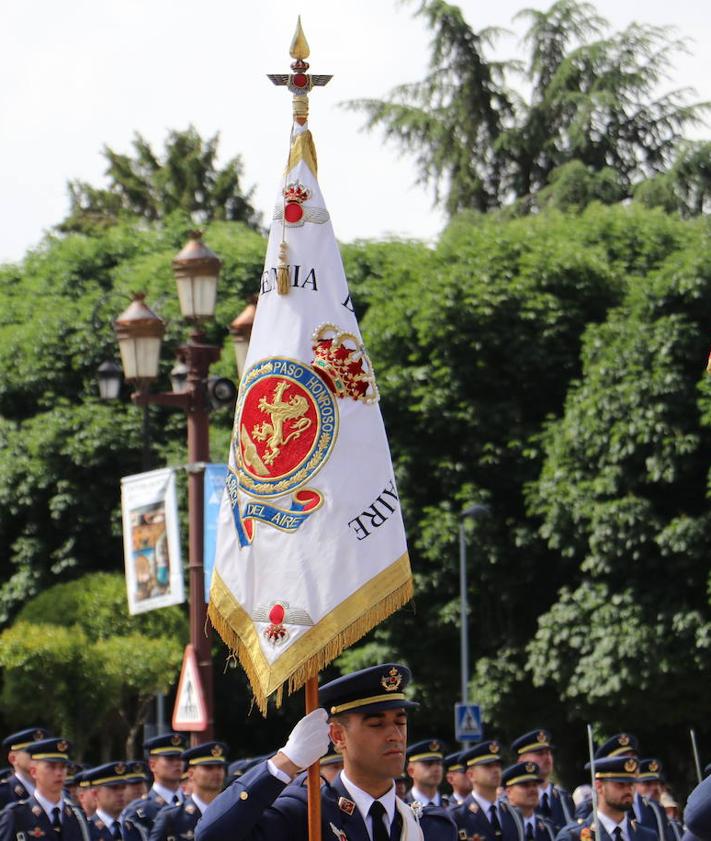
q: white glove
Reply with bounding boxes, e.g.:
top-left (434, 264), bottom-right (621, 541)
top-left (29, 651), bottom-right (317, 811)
top-left (279, 708), bottom-right (330, 770)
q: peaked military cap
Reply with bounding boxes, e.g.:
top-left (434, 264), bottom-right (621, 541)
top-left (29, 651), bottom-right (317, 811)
top-left (26, 737), bottom-right (72, 763)
top-left (594, 733), bottom-right (639, 759)
top-left (637, 758), bottom-right (664, 782)
top-left (2, 728), bottom-right (51, 752)
top-left (503, 761), bottom-right (544, 786)
top-left (585, 756), bottom-right (639, 782)
top-left (84, 761), bottom-right (134, 787)
top-left (124, 760), bottom-right (149, 783)
top-left (444, 752), bottom-right (466, 773)
top-left (319, 663), bottom-right (418, 716)
top-left (511, 729), bottom-right (554, 755)
top-left (461, 739), bottom-right (504, 767)
top-left (407, 740), bottom-right (447, 763)
top-left (65, 762), bottom-right (85, 786)
top-left (182, 742), bottom-right (228, 766)
top-left (320, 743), bottom-right (343, 767)
top-left (143, 732), bottom-right (187, 757)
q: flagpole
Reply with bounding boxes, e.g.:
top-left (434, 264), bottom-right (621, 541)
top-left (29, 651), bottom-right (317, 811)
top-left (305, 676), bottom-right (322, 841)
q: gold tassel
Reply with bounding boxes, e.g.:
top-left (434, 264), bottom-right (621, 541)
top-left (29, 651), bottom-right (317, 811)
top-left (277, 240), bottom-right (290, 295)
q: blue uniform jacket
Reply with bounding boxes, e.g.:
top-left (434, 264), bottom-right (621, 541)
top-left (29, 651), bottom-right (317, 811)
top-left (0, 795), bottom-right (91, 841)
top-left (88, 813), bottom-right (122, 841)
top-left (508, 810), bottom-right (556, 841)
top-left (633, 794), bottom-right (675, 841)
top-left (537, 788), bottom-right (575, 834)
top-left (0, 776), bottom-right (32, 811)
top-left (554, 813), bottom-right (657, 841)
top-left (452, 795), bottom-right (520, 841)
top-left (122, 790), bottom-right (176, 841)
top-left (195, 760), bottom-right (432, 841)
top-left (403, 793), bottom-right (457, 841)
top-left (148, 796), bottom-right (203, 841)
top-left (684, 775), bottom-right (711, 841)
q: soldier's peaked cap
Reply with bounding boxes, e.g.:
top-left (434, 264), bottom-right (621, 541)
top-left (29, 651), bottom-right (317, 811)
top-left (26, 737), bottom-right (72, 763)
top-left (84, 761), bottom-right (133, 787)
top-left (143, 733), bottom-right (186, 757)
top-left (511, 729), bottom-right (554, 755)
top-left (585, 756), bottom-right (639, 782)
top-left (594, 733), bottom-right (639, 759)
top-left (319, 663), bottom-right (418, 716)
top-left (182, 742), bottom-right (228, 766)
top-left (2, 728), bottom-right (51, 752)
top-left (503, 761), bottom-right (544, 786)
top-left (637, 758), bottom-right (664, 782)
top-left (461, 740), bottom-right (504, 767)
top-left (407, 740), bottom-right (448, 763)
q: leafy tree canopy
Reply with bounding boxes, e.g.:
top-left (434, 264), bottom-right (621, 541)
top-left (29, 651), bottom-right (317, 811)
top-left (348, 0), bottom-right (709, 215)
top-left (61, 126), bottom-right (260, 234)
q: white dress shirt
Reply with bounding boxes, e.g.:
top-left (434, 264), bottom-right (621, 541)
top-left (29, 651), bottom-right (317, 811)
top-left (341, 771), bottom-right (396, 841)
top-left (409, 786), bottom-right (441, 807)
top-left (472, 791), bottom-right (497, 821)
top-left (597, 810), bottom-right (631, 841)
top-left (152, 782), bottom-right (183, 804)
top-left (190, 793), bottom-right (210, 816)
top-left (34, 790), bottom-right (64, 823)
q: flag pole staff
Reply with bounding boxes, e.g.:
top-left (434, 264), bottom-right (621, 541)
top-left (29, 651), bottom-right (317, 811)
top-left (690, 728), bottom-right (703, 785)
top-left (267, 19), bottom-right (333, 841)
top-left (587, 725), bottom-right (599, 836)
top-left (306, 677), bottom-right (323, 841)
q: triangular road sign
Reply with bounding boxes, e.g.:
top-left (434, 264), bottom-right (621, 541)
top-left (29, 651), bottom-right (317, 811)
top-left (172, 644), bottom-right (207, 731)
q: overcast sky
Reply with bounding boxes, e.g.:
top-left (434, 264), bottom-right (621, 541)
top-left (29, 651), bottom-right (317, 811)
top-left (2, 0), bottom-right (710, 263)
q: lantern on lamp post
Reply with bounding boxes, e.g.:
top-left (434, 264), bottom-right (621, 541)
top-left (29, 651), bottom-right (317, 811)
top-left (114, 294), bottom-right (165, 389)
top-left (229, 296), bottom-right (256, 382)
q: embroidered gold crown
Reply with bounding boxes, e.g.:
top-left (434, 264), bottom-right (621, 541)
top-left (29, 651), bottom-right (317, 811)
top-left (311, 323), bottom-right (379, 404)
top-left (284, 181), bottom-right (312, 204)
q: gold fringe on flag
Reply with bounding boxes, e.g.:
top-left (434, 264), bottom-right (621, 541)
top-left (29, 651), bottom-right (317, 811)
top-left (208, 553), bottom-right (413, 715)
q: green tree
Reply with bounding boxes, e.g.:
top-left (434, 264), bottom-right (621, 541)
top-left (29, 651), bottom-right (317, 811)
top-left (0, 573), bottom-right (186, 757)
top-left (0, 213), bottom-right (266, 622)
top-left (349, 0), bottom-right (707, 214)
top-left (61, 127), bottom-right (260, 233)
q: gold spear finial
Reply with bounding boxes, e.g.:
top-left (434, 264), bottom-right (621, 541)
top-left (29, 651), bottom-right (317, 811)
top-left (267, 18), bottom-right (332, 127)
top-left (289, 16), bottom-right (310, 61)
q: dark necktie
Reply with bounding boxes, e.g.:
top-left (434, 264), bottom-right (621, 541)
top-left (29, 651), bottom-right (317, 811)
top-left (171, 795), bottom-right (180, 805)
top-left (112, 821), bottom-right (122, 841)
top-left (526, 823), bottom-right (535, 841)
top-left (369, 800), bottom-right (389, 841)
top-left (614, 828), bottom-right (624, 841)
top-left (540, 793), bottom-right (551, 817)
top-left (489, 805), bottom-right (502, 837)
top-left (51, 807), bottom-right (62, 838)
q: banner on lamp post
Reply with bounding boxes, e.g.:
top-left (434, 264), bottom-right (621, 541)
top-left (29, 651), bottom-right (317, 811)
top-left (121, 467), bottom-right (184, 615)
top-left (203, 463), bottom-right (229, 602)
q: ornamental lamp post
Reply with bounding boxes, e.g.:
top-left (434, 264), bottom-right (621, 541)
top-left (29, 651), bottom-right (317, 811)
top-left (229, 296), bottom-right (257, 381)
top-left (97, 360), bottom-right (122, 401)
top-left (171, 231), bottom-right (222, 321)
top-left (112, 231), bottom-right (226, 743)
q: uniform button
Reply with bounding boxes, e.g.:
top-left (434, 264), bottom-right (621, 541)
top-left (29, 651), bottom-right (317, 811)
top-left (240, 791), bottom-right (248, 800)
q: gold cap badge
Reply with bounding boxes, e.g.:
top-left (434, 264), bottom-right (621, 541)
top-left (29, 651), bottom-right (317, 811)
top-left (490, 742), bottom-right (500, 753)
top-left (649, 761), bottom-right (659, 772)
top-left (619, 734), bottom-right (630, 746)
top-left (526, 762), bottom-right (537, 773)
top-left (115, 762), bottom-right (126, 775)
top-left (211, 745), bottom-right (224, 757)
top-left (57, 740), bottom-right (68, 752)
top-left (171, 735), bottom-right (182, 746)
top-left (625, 759), bottom-right (638, 773)
top-left (381, 667), bottom-right (403, 692)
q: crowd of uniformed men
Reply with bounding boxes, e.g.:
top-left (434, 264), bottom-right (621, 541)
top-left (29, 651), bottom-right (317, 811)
top-left (1, 663), bottom-right (710, 841)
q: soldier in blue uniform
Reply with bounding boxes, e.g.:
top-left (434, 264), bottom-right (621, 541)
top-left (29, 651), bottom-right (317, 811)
top-left (452, 739), bottom-right (519, 841)
top-left (574, 735), bottom-right (639, 821)
top-left (501, 762), bottom-right (555, 841)
top-left (319, 745), bottom-right (345, 785)
top-left (123, 764), bottom-right (149, 804)
top-left (555, 757), bottom-right (656, 841)
top-left (404, 741), bottom-right (457, 841)
top-left (0, 728), bottom-right (51, 810)
top-left (633, 760), bottom-right (675, 841)
top-left (122, 734), bottom-right (187, 841)
top-left (195, 662), bottom-right (453, 841)
top-left (0, 737), bottom-right (90, 841)
top-left (83, 762), bottom-right (131, 841)
top-left (684, 772), bottom-right (711, 841)
top-left (510, 730), bottom-right (574, 834)
top-left (444, 753), bottom-right (471, 810)
top-left (405, 741), bottom-right (449, 808)
top-left (149, 742), bottom-right (227, 841)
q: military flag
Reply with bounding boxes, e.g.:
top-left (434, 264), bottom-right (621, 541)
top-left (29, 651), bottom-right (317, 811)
top-left (209, 20), bottom-right (412, 713)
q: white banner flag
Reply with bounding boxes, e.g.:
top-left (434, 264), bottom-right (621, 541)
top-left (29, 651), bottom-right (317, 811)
top-left (121, 467), bottom-right (184, 615)
top-left (210, 115), bottom-right (412, 712)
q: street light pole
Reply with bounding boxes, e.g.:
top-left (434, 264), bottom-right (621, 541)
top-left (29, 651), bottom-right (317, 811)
top-left (459, 503), bottom-right (490, 710)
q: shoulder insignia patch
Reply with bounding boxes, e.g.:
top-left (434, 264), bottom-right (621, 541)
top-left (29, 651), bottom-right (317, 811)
top-left (137, 809), bottom-right (146, 819)
top-left (155, 796), bottom-right (165, 806)
top-left (185, 805), bottom-right (196, 815)
top-left (553, 790), bottom-right (559, 799)
top-left (65, 807), bottom-right (72, 817)
top-left (338, 797), bottom-right (355, 816)
top-left (459, 833), bottom-right (468, 841)
top-left (469, 802), bottom-right (479, 813)
top-left (329, 823), bottom-right (348, 841)
top-left (30, 828), bottom-right (44, 838)
top-left (16, 785), bottom-right (26, 797)
top-left (500, 803), bottom-right (508, 813)
top-left (96, 822), bottom-right (105, 830)
top-left (32, 806), bottom-right (42, 817)
top-left (631, 820), bottom-right (637, 830)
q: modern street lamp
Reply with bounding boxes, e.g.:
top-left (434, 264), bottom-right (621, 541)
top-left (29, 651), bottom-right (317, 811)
top-left (459, 503), bottom-right (489, 712)
top-left (112, 231), bottom-right (225, 743)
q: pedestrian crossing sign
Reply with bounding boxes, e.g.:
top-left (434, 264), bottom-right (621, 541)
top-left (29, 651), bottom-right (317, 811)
top-left (455, 703), bottom-right (482, 741)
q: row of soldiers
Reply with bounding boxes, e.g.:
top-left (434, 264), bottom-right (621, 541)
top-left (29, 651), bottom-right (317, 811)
top-left (0, 663), bottom-right (709, 841)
